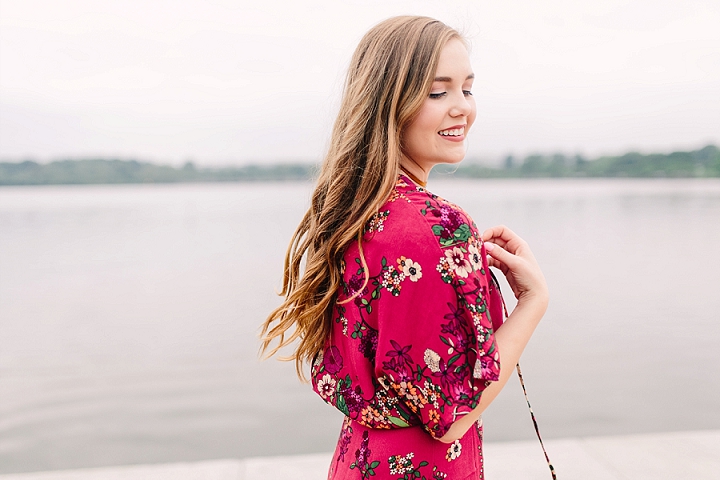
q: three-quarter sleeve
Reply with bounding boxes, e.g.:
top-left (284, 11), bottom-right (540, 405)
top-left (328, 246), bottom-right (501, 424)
top-left (372, 198), bottom-right (501, 440)
top-left (311, 183), bottom-right (502, 441)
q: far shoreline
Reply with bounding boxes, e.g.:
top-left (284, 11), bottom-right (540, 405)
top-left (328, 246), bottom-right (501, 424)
top-left (1, 144), bottom-right (718, 186)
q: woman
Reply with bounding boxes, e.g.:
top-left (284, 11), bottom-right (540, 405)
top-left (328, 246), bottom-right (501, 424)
top-left (261, 16), bottom-right (548, 479)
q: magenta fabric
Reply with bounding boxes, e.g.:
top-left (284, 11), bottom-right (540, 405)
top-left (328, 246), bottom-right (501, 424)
top-left (311, 175), bottom-right (503, 479)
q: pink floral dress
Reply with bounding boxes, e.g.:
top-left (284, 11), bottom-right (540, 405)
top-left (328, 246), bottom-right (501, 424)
top-left (311, 175), bottom-right (505, 480)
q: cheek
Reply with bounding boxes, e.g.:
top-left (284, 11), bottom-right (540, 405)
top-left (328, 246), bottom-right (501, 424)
top-left (405, 117), bottom-right (434, 151)
top-left (412, 108), bottom-right (443, 139)
top-left (467, 99), bottom-right (477, 130)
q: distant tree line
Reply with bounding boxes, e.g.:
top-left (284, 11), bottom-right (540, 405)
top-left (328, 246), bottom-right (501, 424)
top-left (1, 145), bottom-right (718, 185)
top-left (0, 160), bottom-right (316, 185)
top-left (436, 144), bottom-right (720, 179)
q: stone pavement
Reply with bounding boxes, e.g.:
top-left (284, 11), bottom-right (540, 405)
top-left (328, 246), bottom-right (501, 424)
top-left (1, 430), bottom-right (718, 480)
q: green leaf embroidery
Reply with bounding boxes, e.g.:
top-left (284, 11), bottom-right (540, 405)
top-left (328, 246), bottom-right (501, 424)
top-left (453, 224), bottom-right (471, 242)
top-left (336, 395), bottom-right (349, 415)
top-left (387, 416), bottom-right (410, 427)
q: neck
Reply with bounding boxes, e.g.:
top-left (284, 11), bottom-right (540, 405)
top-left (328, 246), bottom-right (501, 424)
top-left (399, 162), bottom-right (428, 187)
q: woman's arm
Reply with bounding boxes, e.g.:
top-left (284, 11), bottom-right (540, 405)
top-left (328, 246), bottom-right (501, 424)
top-left (438, 225), bottom-right (549, 443)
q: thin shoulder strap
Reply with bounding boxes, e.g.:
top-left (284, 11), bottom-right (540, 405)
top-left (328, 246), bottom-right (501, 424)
top-left (491, 270), bottom-right (557, 480)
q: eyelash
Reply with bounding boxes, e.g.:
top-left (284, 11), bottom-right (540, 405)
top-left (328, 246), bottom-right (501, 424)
top-left (429, 90), bottom-right (473, 99)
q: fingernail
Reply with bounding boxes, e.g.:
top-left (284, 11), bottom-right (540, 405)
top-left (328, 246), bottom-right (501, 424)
top-left (485, 242), bottom-right (495, 252)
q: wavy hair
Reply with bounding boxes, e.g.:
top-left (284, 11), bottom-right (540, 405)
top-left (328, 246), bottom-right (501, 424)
top-left (260, 16), bottom-right (462, 379)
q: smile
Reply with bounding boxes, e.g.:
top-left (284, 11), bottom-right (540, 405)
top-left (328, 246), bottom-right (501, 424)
top-left (438, 127), bottom-right (465, 137)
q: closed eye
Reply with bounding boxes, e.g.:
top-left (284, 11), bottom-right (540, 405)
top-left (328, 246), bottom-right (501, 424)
top-left (429, 92), bottom-right (447, 99)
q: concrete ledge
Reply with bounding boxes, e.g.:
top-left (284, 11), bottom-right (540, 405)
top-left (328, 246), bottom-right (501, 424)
top-left (0, 460), bottom-right (244, 480)
top-left (2, 430), bottom-right (718, 480)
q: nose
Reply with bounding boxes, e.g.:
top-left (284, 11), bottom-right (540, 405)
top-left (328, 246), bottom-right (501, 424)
top-left (449, 91), bottom-right (472, 118)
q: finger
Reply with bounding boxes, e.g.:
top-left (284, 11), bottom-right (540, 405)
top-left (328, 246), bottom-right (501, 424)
top-left (484, 242), bottom-right (521, 270)
top-left (486, 257), bottom-right (509, 275)
top-left (482, 224), bottom-right (513, 242)
top-left (482, 225), bottom-right (519, 245)
top-left (482, 225), bottom-right (527, 255)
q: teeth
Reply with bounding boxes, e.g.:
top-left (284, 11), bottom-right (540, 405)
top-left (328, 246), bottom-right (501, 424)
top-left (439, 128), bottom-right (464, 136)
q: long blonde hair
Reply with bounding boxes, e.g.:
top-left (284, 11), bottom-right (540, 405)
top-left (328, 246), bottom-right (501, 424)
top-left (260, 16), bottom-right (462, 379)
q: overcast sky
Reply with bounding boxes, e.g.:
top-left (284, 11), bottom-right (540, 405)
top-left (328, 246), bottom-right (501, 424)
top-left (1, 0), bottom-right (719, 165)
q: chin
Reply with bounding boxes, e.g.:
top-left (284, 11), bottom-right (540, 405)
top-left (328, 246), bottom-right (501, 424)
top-left (441, 152), bottom-right (467, 165)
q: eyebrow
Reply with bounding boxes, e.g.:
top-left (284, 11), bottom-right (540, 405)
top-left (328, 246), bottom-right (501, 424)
top-left (434, 74), bottom-right (475, 82)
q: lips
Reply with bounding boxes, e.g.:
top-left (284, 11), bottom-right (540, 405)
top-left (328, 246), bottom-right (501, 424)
top-left (438, 125), bottom-right (466, 140)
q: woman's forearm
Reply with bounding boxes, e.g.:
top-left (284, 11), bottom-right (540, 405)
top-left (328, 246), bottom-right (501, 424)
top-left (438, 294), bottom-right (547, 443)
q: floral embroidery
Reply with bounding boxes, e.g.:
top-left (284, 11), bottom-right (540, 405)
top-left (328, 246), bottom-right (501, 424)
top-left (422, 200), bottom-right (472, 247)
top-left (423, 348), bottom-right (441, 373)
top-left (317, 374), bottom-right (337, 400)
top-left (436, 256), bottom-right (454, 283)
top-left (366, 210), bottom-right (390, 235)
top-left (313, 349), bottom-right (323, 368)
top-left (432, 467), bottom-right (448, 479)
top-left (350, 431), bottom-right (381, 479)
top-left (398, 256), bottom-right (423, 282)
top-left (445, 246), bottom-right (472, 278)
top-left (468, 243), bottom-right (482, 271)
top-left (381, 265), bottom-right (404, 296)
top-left (446, 440), bottom-right (462, 461)
top-left (337, 417), bottom-right (353, 463)
top-left (311, 175), bottom-right (500, 479)
top-left (388, 452), bottom-right (415, 475)
top-left (373, 256), bottom-right (424, 296)
top-left (388, 452), bottom-right (435, 480)
top-left (323, 345), bottom-right (344, 375)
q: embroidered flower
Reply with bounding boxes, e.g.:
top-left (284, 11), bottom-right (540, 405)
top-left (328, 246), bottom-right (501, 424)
top-left (340, 315), bottom-right (348, 336)
top-left (423, 380), bottom-right (441, 409)
top-left (341, 385), bottom-right (365, 414)
top-left (358, 327), bottom-right (378, 362)
top-left (347, 274), bottom-right (363, 293)
top-left (361, 406), bottom-right (388, 427)
top-left (445, 247), bottom-right (472, 278)
top-left (388, 452), bottom-right (415, 475)
top-left (313, 350), bottom-right (324, 368)
top-left (433, 467), bottom-right (448, 479)
top-left (474, 357), bottom-right (499, 381)
top-left (436, 256), bottom-right (454, 283)
top-left (446, 440), bottom-right (462, 461)
top-left (317, 374), bottom-right (337, 400)
top-left (365, 210), bottom-right (389, 234)
top-left (336, 418), bottom-right (353, 462)
top-left (468, 243), bottom-right (482, 271)
top-left (398, 256), bottom-right (423, 282)
top-left (424, 348), bottom-right (441, 373)
top-left (324, 345), bottom-right (343, 375)
top-left (381, 266), bottom-right (404, 296)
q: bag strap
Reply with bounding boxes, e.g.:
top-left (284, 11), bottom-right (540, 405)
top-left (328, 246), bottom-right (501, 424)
top-left (491, 269), bottom-right (557, 480)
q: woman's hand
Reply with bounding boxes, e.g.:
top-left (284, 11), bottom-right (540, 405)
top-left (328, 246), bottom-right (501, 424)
top-left (482, 225), bottom-right (548, 310)
top-left (440, 225), bottom-right (549, 443)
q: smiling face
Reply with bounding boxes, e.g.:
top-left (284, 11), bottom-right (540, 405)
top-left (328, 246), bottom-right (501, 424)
top-left (401, 38), bottom-right (476, 179)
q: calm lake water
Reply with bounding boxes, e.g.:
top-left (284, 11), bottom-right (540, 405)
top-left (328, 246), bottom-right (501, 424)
top-left (1, 179), bottom-right (719, 474)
